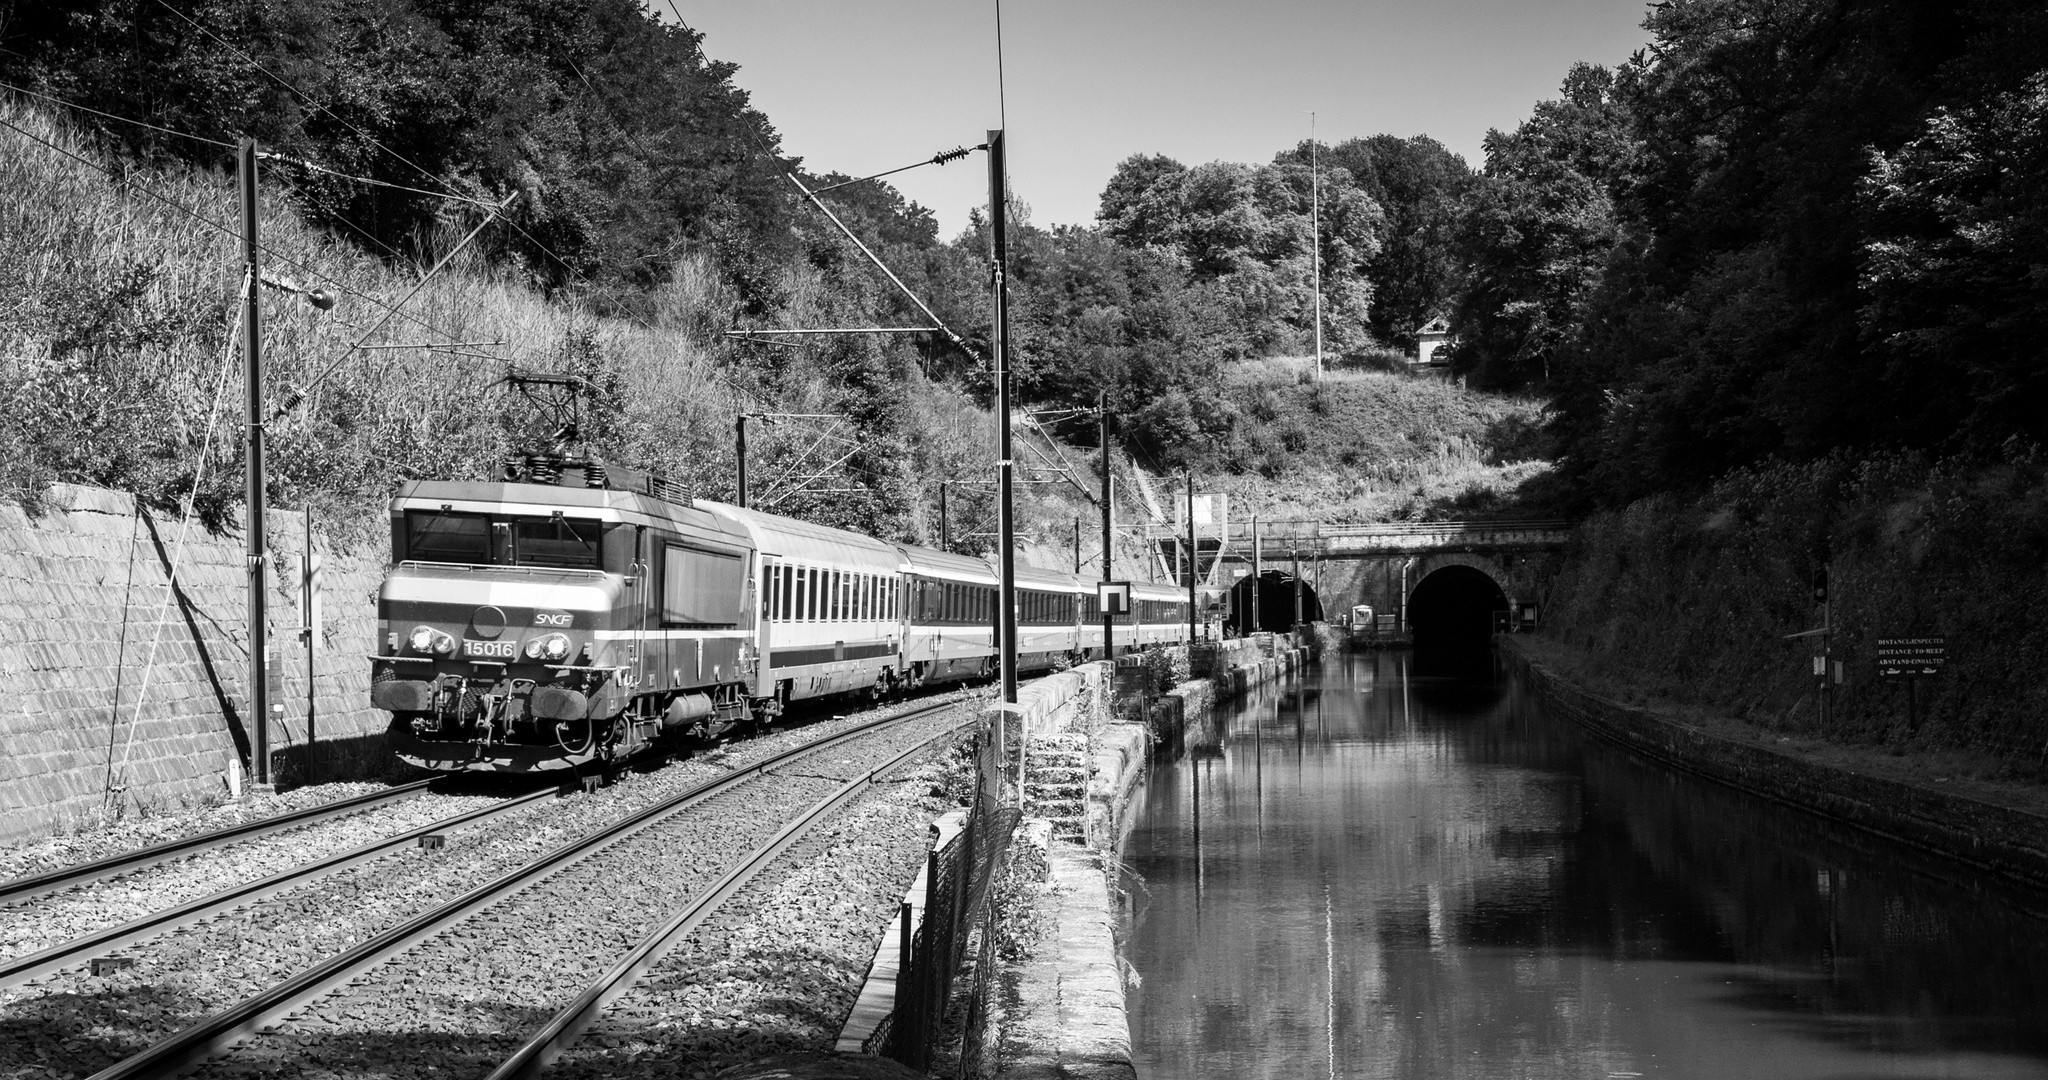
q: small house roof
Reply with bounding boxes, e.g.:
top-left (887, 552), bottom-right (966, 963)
top-left (1418, 316), bottom-right (1451, 336)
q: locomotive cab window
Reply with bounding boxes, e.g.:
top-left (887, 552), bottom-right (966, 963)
top-left (516, 515), bottom-right (603, 570)
top-left (405, 509), bottom-right (614, 570)
top-left (406, 510), bottom-right (489, 564)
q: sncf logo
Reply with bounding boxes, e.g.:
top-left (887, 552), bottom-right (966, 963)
top-left (533, 611), bottom-right (572, 627)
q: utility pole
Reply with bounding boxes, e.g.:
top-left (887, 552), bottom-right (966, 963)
top-left (1311, 113), bottom-right (1323, 381)
top-left (239, 137), bottom-right (272, 795)
top-left (1099, 391), bottom-right (1114, 659)
top-left (1185, 468), bottom-right (1197, 643)
top-left (989, 129), bottom-right (1018, 706)
top-left (300, 505), bottom-right (319, 784)
top-left (1072, 516), bottom-right (1081, 573)
top-left (939, 483), bottom-right (949, 551)
top-left (1251, 516), bottom-right (1261, 634)
top-left (1293, 542), bottom-right (1304, 629)
top-left (735, 414), bottom-right (750, 510)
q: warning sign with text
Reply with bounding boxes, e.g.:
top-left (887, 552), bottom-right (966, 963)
top-left (1876, 637), bottom-right (1946, 678)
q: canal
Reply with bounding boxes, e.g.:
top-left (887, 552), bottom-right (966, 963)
top-left (1121, 650), bottom-right (2048, 1079)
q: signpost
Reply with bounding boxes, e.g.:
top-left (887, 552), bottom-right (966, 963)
top-left (1877, 636), bottom-right (1946, 731)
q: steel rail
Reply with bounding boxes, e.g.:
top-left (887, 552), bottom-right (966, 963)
top-left (484, 715), bottom-right (975, 1079)
top-left (0, 787), bottom-right (555, 991)
top-left (84, 701), bottom-right (962, 1080)
top-left (0, 780), bottom-right (436, 908)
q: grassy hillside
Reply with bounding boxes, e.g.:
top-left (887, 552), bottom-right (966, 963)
top-left (0, 100), bottom-right (1182, 577)
top-left (1206, 356), bottom-right (1552, 522)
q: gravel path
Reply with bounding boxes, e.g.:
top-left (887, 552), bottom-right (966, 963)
top-left (0, 690), bottom-right (985, 1080)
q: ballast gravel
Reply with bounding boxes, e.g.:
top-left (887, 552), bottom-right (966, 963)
top-left (551, 750), bottom-right (975, 1080)
top-left (0, 791), bottom-right (508, 963)
top-left (0, 782), bottom-right (392, 884)
top-left (0, 690), bottom-right (984, 1080)
top-left (187, 710), bottom-right (972, 1080)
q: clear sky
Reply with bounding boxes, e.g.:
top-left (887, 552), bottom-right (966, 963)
top-left (656, 1), bottom-right (1657, 237)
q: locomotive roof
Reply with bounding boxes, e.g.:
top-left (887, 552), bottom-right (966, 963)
top-left (693, 500), bottom-right (904, 571)
top-left (391, 480), bottom-right (749, 543)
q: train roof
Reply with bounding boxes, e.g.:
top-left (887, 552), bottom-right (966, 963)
top-left (391, 480), bottom-right (748, 542)
top-left (1014, 564), bottom-right (1089, 591)
top-left (693, 500), bottom-right (903, 572)
top-left (892, 542), bottom-right (1000, 585)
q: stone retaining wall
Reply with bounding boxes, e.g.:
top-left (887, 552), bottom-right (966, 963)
top-left (1500, 637), bottom-right (2048, 893)
top-left (981, 635), bottom-right (1311, 1079)
top-left (0, 484), bottom-right (387, 845)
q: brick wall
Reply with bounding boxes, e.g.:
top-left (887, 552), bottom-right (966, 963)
top-left (0, 484), bottom-right (389, 845)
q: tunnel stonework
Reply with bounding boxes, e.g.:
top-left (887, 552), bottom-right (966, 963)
top-left (1267, 549), bottom-right (1566, 631)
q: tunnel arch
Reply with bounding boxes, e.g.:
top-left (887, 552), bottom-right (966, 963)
top-left (1406, 562), bottom-right (1509, 654)
top-left (1227, 569), bottom-right (1324, 634)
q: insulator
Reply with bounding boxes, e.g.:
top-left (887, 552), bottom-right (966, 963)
top-left (583, 461), bottom-right (608, 488)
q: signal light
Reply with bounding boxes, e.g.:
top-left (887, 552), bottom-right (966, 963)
top-left (1811, 568), bottom-right (1828, 604)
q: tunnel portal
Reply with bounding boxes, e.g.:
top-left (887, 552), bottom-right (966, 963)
top-left (1406, 564), bottom-right (1509, 659)
top-left (1227, 570), bottom-right (1323, 635)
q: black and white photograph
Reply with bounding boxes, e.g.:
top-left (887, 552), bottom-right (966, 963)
top-left (1, 0), bottom-right (2045, 1077)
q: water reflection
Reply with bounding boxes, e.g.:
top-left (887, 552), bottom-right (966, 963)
top-left (1122, 651), bottom-right (2048, 1079)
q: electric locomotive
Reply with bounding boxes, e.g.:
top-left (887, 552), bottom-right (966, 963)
top-left (371, 456), bottom-right (1201, 777)
top-left (372, 462), bottom-right (761, 775)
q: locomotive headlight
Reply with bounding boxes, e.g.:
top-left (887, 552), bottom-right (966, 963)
top-left (523, 638), bottom-right (546, 660)
top-left (408, 625), bottom-right (437, 653)
top-left (541, 633), bottom-right (571, 662)
top-left (431, 632), bottom-right (456, 655)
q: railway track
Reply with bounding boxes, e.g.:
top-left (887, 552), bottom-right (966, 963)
top-left (0, 787), bottom-right (552, 991)
top-left (20, 698), bottom-right (971, 1079)
top-left (0, 780), bottom-right (437, 909)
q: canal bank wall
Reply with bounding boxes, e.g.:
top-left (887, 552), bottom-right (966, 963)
top-left (1500, 636), bottom-right (2048, 894)
top-left (975, 635), bottom-right (1311, 1079)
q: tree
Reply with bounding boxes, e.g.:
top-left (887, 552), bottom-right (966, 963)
top-left (1450, 63), bottom-right (1635, 392)
top-left (1294, 135), bottom-right (1474, 350)
top-left (1860, 74), bottom-right (2048, 451)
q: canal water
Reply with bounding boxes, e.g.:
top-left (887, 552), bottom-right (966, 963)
top-left (1121, 651), bottom-right (2048, 1079)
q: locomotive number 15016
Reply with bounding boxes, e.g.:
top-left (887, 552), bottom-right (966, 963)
top-left (463, 640), bottom-right (517, 659)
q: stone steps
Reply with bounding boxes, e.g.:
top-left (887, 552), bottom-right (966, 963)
top-left (1022, 736), bottom-right (1091, 845)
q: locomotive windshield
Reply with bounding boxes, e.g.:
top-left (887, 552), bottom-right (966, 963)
top-left (404, 509), bottom-right (611, 570)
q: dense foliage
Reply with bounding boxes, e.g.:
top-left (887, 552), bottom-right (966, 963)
top-left (0, 0), bottom-right (793, 300)
top-left (1449, 0), bottom-right (2048, 509)
top-left (1545, 447), bottom-right (2048, 765)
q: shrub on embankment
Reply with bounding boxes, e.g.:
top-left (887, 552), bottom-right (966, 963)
top-left (1543, 448), bottom-right (2048, 768)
